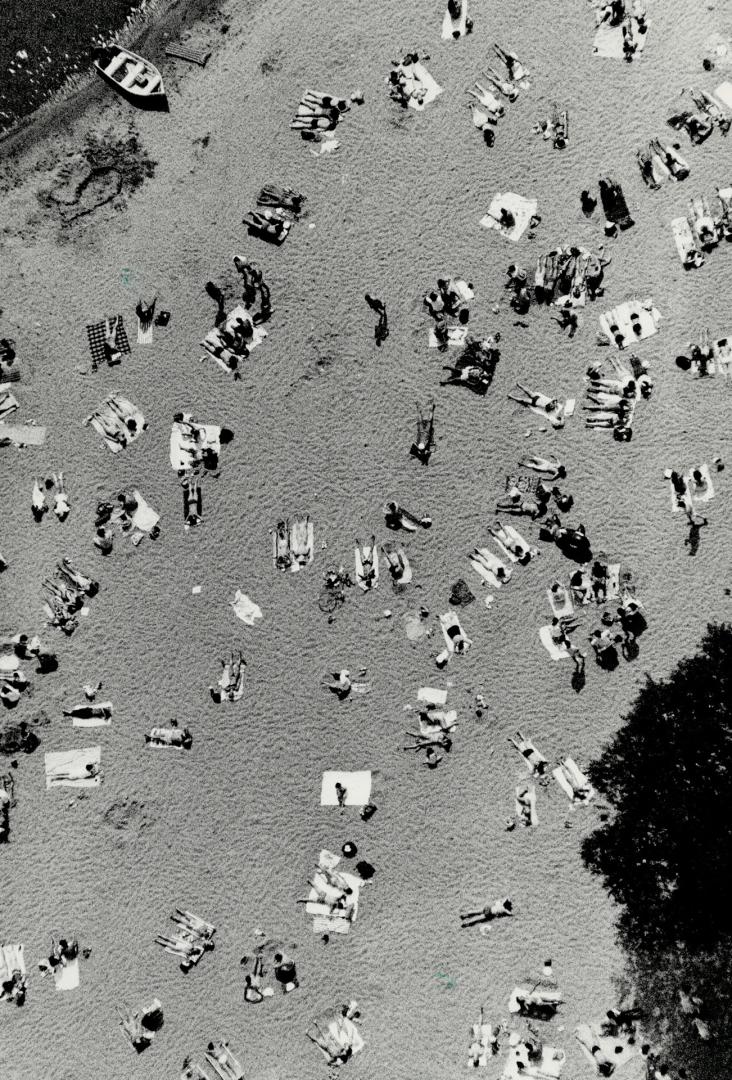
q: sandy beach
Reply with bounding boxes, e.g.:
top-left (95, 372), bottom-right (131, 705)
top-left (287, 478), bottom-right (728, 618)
top-left (2, 0), bottom-right (732, 1076)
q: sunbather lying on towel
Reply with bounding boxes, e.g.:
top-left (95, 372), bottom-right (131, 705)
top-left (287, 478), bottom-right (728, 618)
top-left (460, 897), bottom-right (513, 928)
top-left (508, 731), bottom-right (549, 776)
top-left (411, 401), bottom-right (436, 464)
top-left (145, 723), bottom-right (192, 749)
top-left (508, 382), bottom-right (567, 427)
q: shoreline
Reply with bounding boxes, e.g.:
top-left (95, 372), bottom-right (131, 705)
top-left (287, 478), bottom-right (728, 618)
top-left (0, 0), bottom-right (222, 157)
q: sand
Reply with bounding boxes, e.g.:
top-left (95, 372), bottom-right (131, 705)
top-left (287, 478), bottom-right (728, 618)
top-left (1, 0), bottom-right (732, 1076)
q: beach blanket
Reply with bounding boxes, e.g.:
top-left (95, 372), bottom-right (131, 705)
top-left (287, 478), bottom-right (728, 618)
top-left (592, 18), bottom-right (647, 59)
top-left (442, 0), bottom-right (469, 39)
top-left (0, 943), bottom-right (26, 981)
top-left (665, 471), bottom-right (690, 513)
top-left (231, 589), bottom-right (263, 625)
top-left (0, 389), bottom-right (20, 420)
top-left (547, 585), bottom-right (574, 618)
top-left (671, 216), bottom-right (701, 266)
top-left (130, 490), bottom-right (160, 534)
top-left (54, 957), bottom-right (80, 991)
top-left (201, 305), bottom-right (268, 374)
top-left (403, 62), bottom-right (443, 111)
top-left (480, 193), bottom-right (538, 242)
top-left (137, 318), bottom-right (153, 345)
top-left (417, 686), bottom-right (448, 706)
top-left (502, 1042), bottom-right (566, 1080)
top-left (72, 710), bottom-right (112, 728)
top-left (686, 463), bottom-right (715, 502)
top-left (85, 317), bottom-right (130, 368)
top-left (45, 746), bottom-right (101, 789)
top-left (708, 335), bottom-right (732, 377)
top-left (89, 395), bottom-right (145, 454)
top-left (428, 325), bottom-right (468, 348)
top-left (539, 625), bottom-right (570, 660)
top-left (469, 547), bottom-right (510, 589)
top-left (575, 1023), bottom-right (638, 1073)
top-left (0, 421), bottom-right (46, 446)
top-left (529, 397), bottom-right (575, 426)
top-left (714, 81), bottom-right (732, 110)
top-left (306, 852), bottom-right (364, 934)
top-left (598, 299), bottom-right (661, 347)
top-left (553, 758), bottom-right (594, 803)
top-left (169, 421), bottom-right (220, 471)
top-left (320, 771), bottom-right (372, 806)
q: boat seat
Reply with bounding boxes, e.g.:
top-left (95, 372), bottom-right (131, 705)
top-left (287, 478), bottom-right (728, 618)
top-left (119, 61), bottom-right (146, 89)
top-left (142, 74), bottom-right (161, 93)
top-left (103, 52), bottom-right (129, 78)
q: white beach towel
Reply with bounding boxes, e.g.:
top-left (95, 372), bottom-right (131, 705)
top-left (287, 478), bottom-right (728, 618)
top-left (453, 278), bottom-right (474, 301)
top-left (592, 17), bottom-right (647, 59)
top-left (0, 421), bottom-right (46, 446)
top-left (665, 471), bottom-right (690, 513)
top-left (553, 758), bottom-right (594, 803)
top-left (137, 318), bottom-right (153, 345)
top-left (45, 746), bottom-right (101, 789)
top-left (598, 299), bottom-right (661, 347)
top-left (403, 62), bottom-right (443, 111)
top-left (54, 957), bottom-right (80, 991)
top-left (686, 462), bottom-right (715, 502)
top-left (440, 610), bottom-right (471, 654)
top-left (711, 334), bottom-right (732, 377)
top-left (230, 590), bottom-right (263, 625)
top-left (671, 216), bottom-right (701, 266)
top-left (310, 135), bottom-right (340, 156)
top-left (502, 1043), bottom-right (566, 1080)
top-left (130, 490), bottom-right (160, 533)
top-left (201, 305), bottom-right (268, 369)
top-left (469, 549), bottom-right (508, 589)
top-left (428, 325), bottom-right (468, 348)
top-left (417, 686), bottom-right (448, 706)
top-left (0, 943), bottom-right (25, 981)
top-left (528, 397), bottom-right (574, 426)
top-left (480, 193), bottom-right (538, 242)
top-left (714, 81), bottom-right (732, 111)
top-left (539, 625), bottom-right (570, 660)
top-left (606, 563), bottom-right (621, 601)
top-left (575, 1023), bottom-right (637, 1071)
top-left (169, 421), bottom-right (220, 471)
top-left (72, 715), bottom-right (112, 728)
top-left (320, 770), bottom-right (372, 806)
top-left (89, 396), bottom-right (145, 454)
top-left (442, 0), bottom-right (469, 39)
top-left (547, 584), bottom-right (574, 619)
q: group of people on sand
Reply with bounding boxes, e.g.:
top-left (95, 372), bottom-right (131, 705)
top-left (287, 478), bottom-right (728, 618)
top-left (31, 472), bottom-right (70, 523)
top-left (209, 651), bottom-right (246, 703)
top-left (41, 559), bottom-right (98, 636)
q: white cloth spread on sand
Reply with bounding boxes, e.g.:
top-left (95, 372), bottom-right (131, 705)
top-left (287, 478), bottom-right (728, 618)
top-left (230, 589), bottom-right (263, 625)
top-left (671, 217), bottom-right (700, 264)
top-left (44, 746), bottom-right (101, 789)
top-left (201, 304), bottom-right (268, 371)
top-left (0, 943), bottom-right (26, 981)
top-left (480, 193), bottom-right (538, 242)
top-left (539, 625), bottom-right (570, 660)
top-left (598, 299), bottom-right (661, 346)
top-left (54, 957), bottom-right (80, 990)
top-left (714, 81), bottom-right (732, 110)
top-left (0, 421), bottom-right (46, 446)
top-left (320, 770), bottom-right (372, 806)
top-left (401, 62), bottom-right (443, 111)
top-left (169, 421), bottom-right (220, 471)
top-left (592, 18), bottom-right (647, 59)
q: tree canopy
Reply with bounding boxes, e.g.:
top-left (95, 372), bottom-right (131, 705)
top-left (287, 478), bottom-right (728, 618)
top-left (582, 622), bottom-right (732, 950)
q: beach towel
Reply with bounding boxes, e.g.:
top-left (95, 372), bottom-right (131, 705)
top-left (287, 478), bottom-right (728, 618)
top-left (598, 299), bottom-right (661, 347)
top-left (714, 81), bottom-right (732, 111)
top-left (711, 334), bottom-right (732, 377)
top-left (130, 490), bottom-right (160, 533)
top-left (89, 395), bottom-right (145, 454)
top-left (310, 133), bottom-right (340, 156)
top-left (288, 515), bottom-right (314, 571)
top-left (665, 471), bottom-right (690, 513)
top-left (72, 714), bottom-right (112, 728)
top-left (529, 397), bottom-right (575, 426)
top-left (606, 563), bottom-right (621, 600)
top-left (442, 0), bottom-right (469, 40)
top-left (201, 305), bottom-right (268, 372)
top-left (403, 62), bottom-right (443, 110)
top-left (553, 758), bottom-right (594, 803)
top-left (0, 943), bottom-right (25, 982)
top-left (85, 317), bottom-right (130, 368)
top-left (320, 771), bottom-right (372, 806)
top-left (54, 957), bottom-right (80, 991)
top-left (169, 421), bottom-right (220, 471)
top-left (480, 193), bottom-right (538, 242)
top-left (419, 708), bottom-right (457, 735)
top-left (0, 389), bottom-right (20, 420)
top-left (45, 746), bottom-right (101, 789)
top-left (502, 1042), bottom-right (566, 1080)
top-left (0, 651), bottom-right (20, 673)
top-left (0, 421), bottom-right (46, 446)
top-left (404, 613), bottom-right (431, 641)
top-left (137, 318), bottom-right (154, 345)
top-left (469, 547), bottom-right (510, 589)
top-left (539, 625), bottom-right (570, 660)
top-left (428, 325), bottom-right (468, 348)
top-left (686, 462), bottom-right (715, 502)
top-left (417, 686), bottom-right (448, 706)
top-left (592, 18), bottom-right (647, 59)
top-left (231, 589), bottom-right (263, 625)
top-left (575, 1023), bottom-right (638, 1072)
top-left (671, 217), bottom-right (701, 266)
top-left (547, 585), bottom-right (574, 618)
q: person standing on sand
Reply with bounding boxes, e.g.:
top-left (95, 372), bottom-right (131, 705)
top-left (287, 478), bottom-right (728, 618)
top-left (365, 294), bottom-right (389, 346)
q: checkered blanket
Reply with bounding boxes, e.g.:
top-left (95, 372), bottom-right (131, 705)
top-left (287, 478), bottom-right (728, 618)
top-left (85, 317), bottom-right (131, 369)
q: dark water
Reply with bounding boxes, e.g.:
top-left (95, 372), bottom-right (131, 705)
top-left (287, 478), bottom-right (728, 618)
top-left (0, 0), bottom-right (146, 134)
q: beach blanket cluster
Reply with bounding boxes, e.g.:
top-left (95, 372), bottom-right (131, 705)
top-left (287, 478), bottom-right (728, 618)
top-left (675, 331), bottom-right (732, 380)
top-left (303, 849), bottom-right (371, 936)
top-left (41, 557), bottom-right (98, 635)
top-left (388, 52), bottom-right (443, 111)
top-left (464, 45), bottom-right (530, 146)
top-left (272, 514), bottom-right (315, 571)
top-left (243, 184), bottom-right (305, 246)
top-left (154, 908), bottom-right (215, 971)
top-left (671, 188), bottom-right (732, 269)
top-left (84, 393), bottom-right (146, 453)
